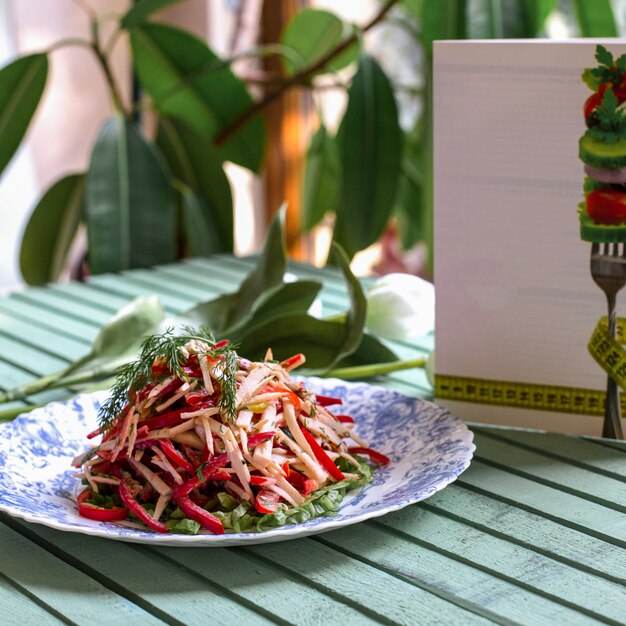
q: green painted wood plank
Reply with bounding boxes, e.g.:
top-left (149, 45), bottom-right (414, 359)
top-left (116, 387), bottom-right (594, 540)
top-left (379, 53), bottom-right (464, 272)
top-left (473, 431), bottom-right (626, 512)
top-left (115, 272), bottom-right (214, 308)
top-left (423, 484), bottom-right (626, 584)
top-left (373, 505), bottom-right (626, 624)
top-left (0, 574), bottom-right (65, 626)
top-left (12, 521), bottom-right (275, 626)
top-left (317, 523), bottom-right (600, 625)
top-left (459, 460), bottom-right (626, 545)
top-left (474, 427), bottom-right (626, 480)
top-left (48, 282), bottom-right (130, 312)
top-left (0, 298), bottom-right (99, 339)
top-left (12, 289), bottom-right (112, 325)
top-left (0, 332), bottom-right (70, 374)
top-left (237, 537), bottom-right (495, 625)
top-left (0, 311), bottom-right (88, 361)
top-left (86, 274), bottom-right (188, 313)
top-left (157, 543), bottom-right (410, 626)
top-left (151, 261), bottom-right (248, 294)
top-left (0, 521), bottom-right (164, 625)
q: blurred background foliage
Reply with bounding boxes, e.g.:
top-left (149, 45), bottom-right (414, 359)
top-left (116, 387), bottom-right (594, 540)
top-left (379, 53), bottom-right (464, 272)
top-left (1, 0), bottom-right (623, 286)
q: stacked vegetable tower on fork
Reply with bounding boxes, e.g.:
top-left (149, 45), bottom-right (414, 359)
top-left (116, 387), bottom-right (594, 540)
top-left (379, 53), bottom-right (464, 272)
top-left (579, 45), bottom-right (626, 238)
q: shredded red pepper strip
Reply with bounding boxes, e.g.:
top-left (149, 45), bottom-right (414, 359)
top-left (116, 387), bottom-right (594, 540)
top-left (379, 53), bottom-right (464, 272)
top-left (314, 394), bottom-right (343, 407)
top-left (334, 414), bottom-right (354, 424)
top-left (178, 496), bottom-right (224, 534)
top-left (159, 440), bottom-right (195, 473)
top-left (301, 428), bottom-right (345, 481)
top-left (348, 446), bottom-right (391, 465)
top-left (172, 453), bottom-right (229, 500)
top-left (77, 489), bottom-right (128, 522)
top-left (246, 431), bottom-right (275, 448)
top-left (118, 477), bottom-right (168, 533)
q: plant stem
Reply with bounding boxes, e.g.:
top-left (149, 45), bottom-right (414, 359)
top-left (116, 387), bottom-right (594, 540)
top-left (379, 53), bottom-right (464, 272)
top-left (0, 403), bottom-right (45, 424)
top-left (214, 0), bottom-right (400, 146)
top-left (90, 17), bottom-right (127, 116)
top-left (0, 359), bottom-right (126, 404)
top-left (324, 357), bottom-right (425, 380)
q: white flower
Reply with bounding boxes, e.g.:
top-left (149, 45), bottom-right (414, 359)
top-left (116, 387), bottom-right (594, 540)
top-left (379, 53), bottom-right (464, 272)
top-left (365, 273), bottom-right (435, 340)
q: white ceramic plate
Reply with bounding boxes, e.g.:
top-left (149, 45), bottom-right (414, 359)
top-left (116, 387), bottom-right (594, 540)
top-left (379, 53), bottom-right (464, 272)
top-left (0, 378), bottom-right (474, 547)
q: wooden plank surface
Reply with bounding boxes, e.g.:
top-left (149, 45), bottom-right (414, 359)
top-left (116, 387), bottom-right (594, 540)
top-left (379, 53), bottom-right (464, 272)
top-left (0, 256), bottom-right (625, 625)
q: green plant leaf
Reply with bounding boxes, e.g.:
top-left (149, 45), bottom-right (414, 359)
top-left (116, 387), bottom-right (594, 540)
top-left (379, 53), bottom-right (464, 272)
top-left (225, 280), bottom-right (323, 339)
top-left (65, 295), bottom-right (166, 376)
top-left (465, 0), bottom-right (503, 38)
top-left (236, 315), bottom-right (396, 371)
top-left (19, 174), bottom-right (84, 285)
top-left (333, 55), bottom-right (403, 257)
top-left (499, 0), bottom-right (556, 37)
top-left (236, 315), bottom-right (350, 367)
top-left (329, 243), bottom-right (366, 365)
top-left (85, 115), bottom-right (177, 274)
top-left (418, 0), bottom-right (467, 54)
top-left (280, 8), bottom-right (360, 76)
top-left (122, 0), bottom-right (186, 27)
top-left (157, 116), bottom-right (233, 251)
top-left (178, 185), bottom-right (223, 257)
top-left (129, 23), bottom-right (265, 172)
top-left (0, 53), bottom-right (48, 177)
top-left (522, 0), bottom-right (559, 34)
top-left (395, 130), bottom-right (425, 249)
top-left (182, 206), bottom-right (287, 333)
top-left (572, 0), bottom-right (618, 36)
top-left (302, 123), bottom-right (340, 231)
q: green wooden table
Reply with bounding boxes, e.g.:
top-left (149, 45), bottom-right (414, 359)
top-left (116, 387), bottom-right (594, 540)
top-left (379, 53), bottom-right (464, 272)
top-left (1, 256), bottom-right (626, 626)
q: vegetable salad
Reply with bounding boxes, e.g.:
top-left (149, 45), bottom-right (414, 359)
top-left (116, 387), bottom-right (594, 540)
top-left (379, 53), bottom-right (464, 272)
top-left (72, 329), bottom-right (389, 534)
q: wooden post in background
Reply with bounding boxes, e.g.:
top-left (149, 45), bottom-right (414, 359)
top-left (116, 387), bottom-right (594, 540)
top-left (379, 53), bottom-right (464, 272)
top-left (260, 0), bottom-right (309, 260)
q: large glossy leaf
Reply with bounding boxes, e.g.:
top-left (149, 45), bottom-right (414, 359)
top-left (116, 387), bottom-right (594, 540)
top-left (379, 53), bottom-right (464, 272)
top-left (238, 315), bottom-right (396, 370)
top-left (302, 123), bottom-right (340, 231)
top-left (183, 207), bottom-right (287, 332)
top-left (178, 186), bottom-right (223, 257)
top-left (85, 115), bottom-right (177, 274)
top-left (224, 280), bottom-right (323, 339)
top-left (333, 55), bottom-right (403, 257)
top-left (280, 8), bottom-right (360, 76)
top-left (418, 0), bottom-right (466, 53)
top-left (500, 0), bottom-right (557, 37)
top-left (129, 23), bottom-right (265, 172)
top-left (465, 0), bottom-right (503, 38)
top-left (19, 174), bottom-right (84, 285)
top-left (522, 0), bottom-right (559, 34)
top-left (157, 116), bottom-right (233, 251)
top-left (0, 53), bottom-right (48, 177)
top-left (122, 0), bottom-right (186, 27)
top-left (329, 243), bottom-right (366, 365)
top-left (395, 130), bottom-right (425, 250)
top-left (572, 0), bottom-right (617, 36)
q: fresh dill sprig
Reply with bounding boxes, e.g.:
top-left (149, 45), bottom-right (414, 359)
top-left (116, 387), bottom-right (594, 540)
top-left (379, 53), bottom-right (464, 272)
top-left (97, 326), bottom-right (239, 430)
top-left (212, 347), bottom-right (238, 422)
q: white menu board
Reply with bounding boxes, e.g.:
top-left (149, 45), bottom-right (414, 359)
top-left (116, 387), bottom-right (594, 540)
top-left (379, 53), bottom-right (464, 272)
top-left (433, 39), bottom-right (626, 435)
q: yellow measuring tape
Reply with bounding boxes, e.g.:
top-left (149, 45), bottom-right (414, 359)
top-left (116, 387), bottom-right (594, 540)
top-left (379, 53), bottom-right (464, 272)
top-left (435, 317), bottom-right (626, 417)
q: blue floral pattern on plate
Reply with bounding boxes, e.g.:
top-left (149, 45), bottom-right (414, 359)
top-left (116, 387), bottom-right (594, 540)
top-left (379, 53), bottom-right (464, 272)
top-left (0, 378), bottom-right (474, 547)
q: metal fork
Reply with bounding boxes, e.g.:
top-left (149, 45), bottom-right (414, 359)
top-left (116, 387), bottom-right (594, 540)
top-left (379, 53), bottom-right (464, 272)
top-left (590, 242), bottom-right (626, 439)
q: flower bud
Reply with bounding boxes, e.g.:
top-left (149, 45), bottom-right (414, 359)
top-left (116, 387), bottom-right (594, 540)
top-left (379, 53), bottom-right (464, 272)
top-left (365, 273), bottom-right (434, 340)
